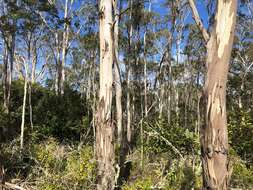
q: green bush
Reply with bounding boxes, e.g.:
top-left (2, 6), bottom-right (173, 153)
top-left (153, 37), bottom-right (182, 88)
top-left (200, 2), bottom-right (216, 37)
top-left (65, 146), bottom-right (96, 187)
top-left (229, 149), bottom-right (253, 189)
top-left (31, 138), bottom-right (96, 189)
top-left (122, 177), bottom-right (152, 190)
top-left (228, 110), bottom-right (253, 165)
top-left (231, 161), bottom-right (253, 189)
top-left (39, 183), bottom-right (65, 190)
top-left (0, 80), bottom-right (91, 144)
top-left (121, 149), bottom-right (202, 190)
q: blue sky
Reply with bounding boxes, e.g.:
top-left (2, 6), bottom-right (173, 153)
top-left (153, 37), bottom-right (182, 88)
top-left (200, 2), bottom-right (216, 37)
top-left (152, 0), bottom-right (209, 26)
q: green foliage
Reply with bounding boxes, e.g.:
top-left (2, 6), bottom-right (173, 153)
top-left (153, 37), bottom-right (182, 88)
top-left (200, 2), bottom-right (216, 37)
top-left (122, 177), bottom-right (152, 190)
top-left (32, 85), bottom-right (87, 141)
top-left (39, 183), bottom-right (65, 190)
top-left (143, 118), bottom-right (199, 157)
top-left (31, 139), bottom-right (96, 190)
top-left (0, 81), bottom-right (91, 143)
top-left (1, 138), bottom-right (96, 190)
top-left (33, 138), bottom-right (64, 171)
top-left (230, 151), bottom-right (253, 189)
top-left (228, 110), bottom-right (253, 164)
top-left (122, 149), bottom-right (202, 190)
top-left (65, 146), bottom-right (95, 186)
top-left (163, 162), bottom-right (202, 190)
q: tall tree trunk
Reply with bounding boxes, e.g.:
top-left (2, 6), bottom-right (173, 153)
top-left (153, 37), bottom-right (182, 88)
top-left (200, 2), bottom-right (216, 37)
top-left (55, 37), bottom-right (61, 94)
top-left (87, 59), bottom-right (92, 100)
top-left (126, 65), bottom-right (131, 143)
top-left (8, 36), bottom-right (14, 104)
top-left (113, 0), bottom-right (123, 145)
top-left (28, 40), bottom-right (34, 130)
top-left (91, 56), bottom-right (96, 155)
top-left (189, 0), bottom-right (238, 189)
top-left (7, 34), bottom-right (15, 110)
top-left (126, 0), bottom-right (133, 144)
top-left (3, 35), bottom-right (15, 113)
top-left (3, 45), bottom-right (9, 113)
top-left (143, 0), bottom-right (152, 118)
top-left (20, 62), bottom-right (28, 150)
top-left (143, 25), bottom-right (148, 117)
top-left (159, 81), bottom-right (165, 118)
top-left (167, 53), bottom-right (172, 124)
top-left (95, 0), bottom-right (115, 189)
top-left (175, 88), bottom-right (179, 119)
top-left (28, 82), bottom-right (33, 130)
top-left (31, 41), bottom-right (37, 84)
top-left (60, 0), bottom-right (70, 95)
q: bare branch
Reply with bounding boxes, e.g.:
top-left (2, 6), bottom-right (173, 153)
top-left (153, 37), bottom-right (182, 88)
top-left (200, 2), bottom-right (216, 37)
top-left (3, 182), bottom-right (27, 190)
top-left (188, 0), bottom-right (210, 42)
top-left (145, 128), bottom-right (184, 160)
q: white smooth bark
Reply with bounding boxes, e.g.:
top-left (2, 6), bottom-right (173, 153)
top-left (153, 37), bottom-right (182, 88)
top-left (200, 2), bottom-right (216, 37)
top-left (127, 0), bottom-right (133, 143)
top-left (20, 61), bottom-right (28, 150)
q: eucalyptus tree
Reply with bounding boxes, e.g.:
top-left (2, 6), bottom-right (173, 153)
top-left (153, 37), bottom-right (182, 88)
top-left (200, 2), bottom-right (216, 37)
top-left (96, 0), bottom-right (116, 189)
top-left (188, 0), bottom-right (238, 189)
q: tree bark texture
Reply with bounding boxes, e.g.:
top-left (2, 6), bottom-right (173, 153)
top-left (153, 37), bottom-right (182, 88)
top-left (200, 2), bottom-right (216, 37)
top-left (200, 1), bottom-right (237, 189)
top-left (95, 0), bottom-right (115, 189)
top-left (126, 0), bottom-right (133, 144)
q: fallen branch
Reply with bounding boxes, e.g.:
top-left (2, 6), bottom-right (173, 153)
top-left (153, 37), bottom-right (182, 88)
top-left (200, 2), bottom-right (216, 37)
top-left (2, 182), bottom-right (27, 190)
top-left (145, 128), bottom-right (184, 160)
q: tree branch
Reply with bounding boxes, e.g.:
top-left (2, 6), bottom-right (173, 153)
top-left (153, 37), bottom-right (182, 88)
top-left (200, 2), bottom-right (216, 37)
top-left (188, 0), bottom-right (210, 43)
top-left (3, 182), bottom-right (27, 190)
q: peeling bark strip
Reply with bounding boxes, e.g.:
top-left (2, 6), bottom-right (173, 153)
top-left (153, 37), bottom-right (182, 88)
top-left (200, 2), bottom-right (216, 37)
top-left (189, 0), bottom-right (237, 189)
top-left (96, 0), bottom-right (115, 189)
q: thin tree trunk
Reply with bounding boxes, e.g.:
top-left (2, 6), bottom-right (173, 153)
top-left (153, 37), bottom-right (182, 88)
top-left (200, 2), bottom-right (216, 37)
top-left (20, 62), bottom-right (28, 150)
top-left (159, 81), bottom-right (165, 119)
top-left (60, 0), bottom-right (70, 95)
top-left (7, 34), bottom-right (15, 111)
top-left (87, 59), bottom-right (92, 100)
top-left (167, 88), bottom-right (171, 123)
top-left (175, 88), bottom-right (179, 119)
top-left (27, 36), bottom-right (34, 131)
top-left (92, 57), bottom-right (96, 156)
top-left (143, 4), bottom-right (149, 117)
top-left (167, 56), bottom-right (172, 124)
top-left (126, 0), bottom-right (133, 144)
top-left (3, 45), bottom-right (9, 113)
top-left (28, 48), bottom-right (34, 130)
top-left (113, 0), bottom-right (123, 145)
top-left (28, 82), bottom-right (33, 130)
top-left (95, 0), bottom-right (115, 189)
top-left (126, 65), bottom-right (131, 143)
top-left (3, 35), bottom-right (15, 114)
top-left (143, 0), bottom-right (152, 117)
top-left (238, 78), bottom-right (244, 109)
top-left (31, 42), bottom-right (37, 84)
top-left (55, 35), bottom-right (61, 94)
